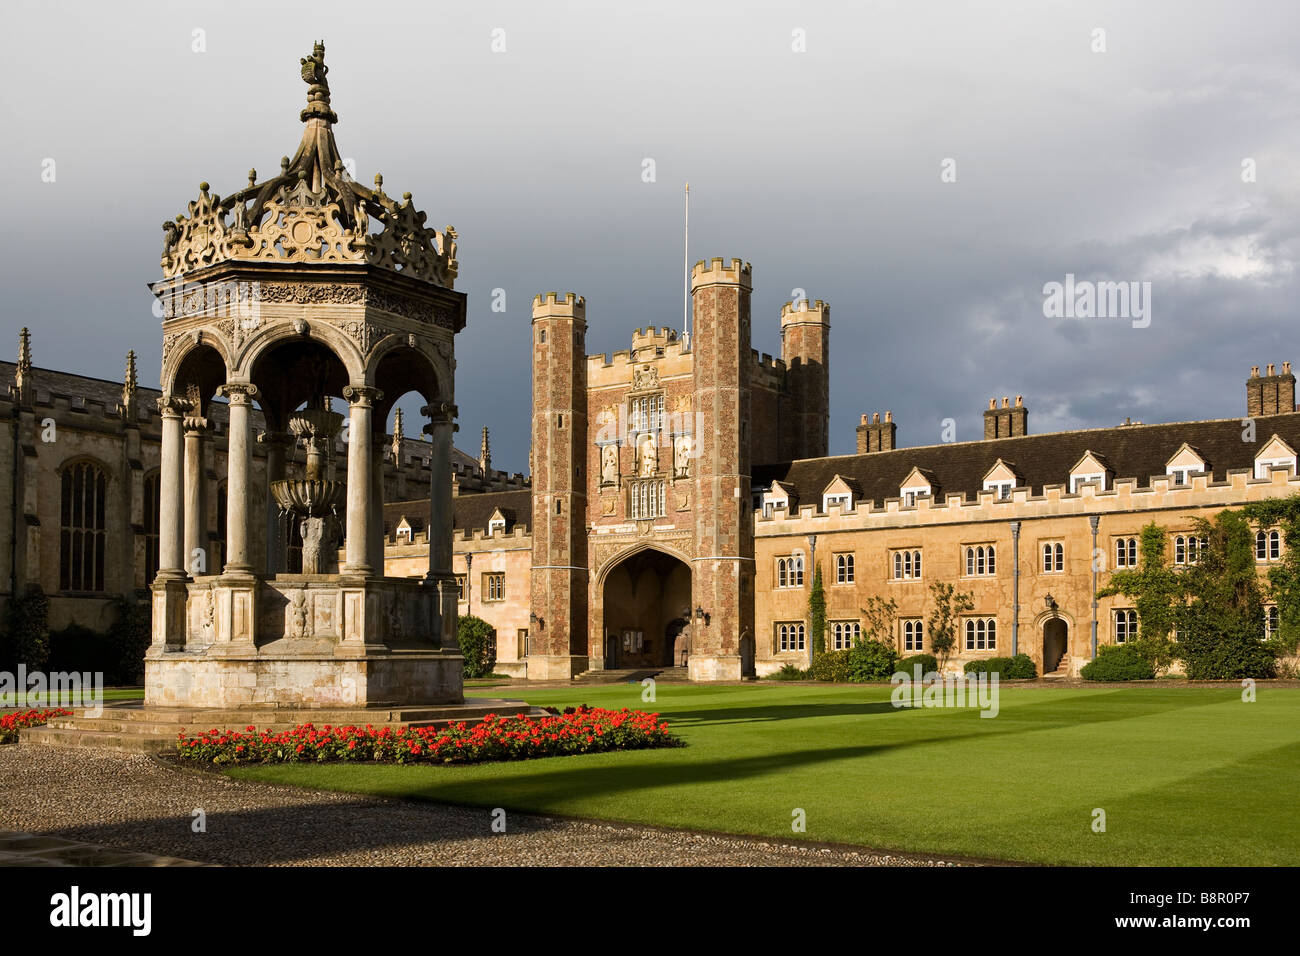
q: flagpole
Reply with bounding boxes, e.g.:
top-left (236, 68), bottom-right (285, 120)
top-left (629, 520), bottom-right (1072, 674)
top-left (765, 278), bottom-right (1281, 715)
top-left (684, 181), bottom-right (690, 342)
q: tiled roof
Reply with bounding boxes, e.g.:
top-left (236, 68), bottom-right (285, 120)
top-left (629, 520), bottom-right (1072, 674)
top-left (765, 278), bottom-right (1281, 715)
top-left (384, 489), bottom-right (532, 537)
top-left (753, 412), bottom-right (1300, 511)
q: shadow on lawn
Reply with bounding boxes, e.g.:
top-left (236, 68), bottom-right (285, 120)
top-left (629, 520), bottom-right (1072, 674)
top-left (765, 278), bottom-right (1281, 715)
top-left (369, 688), bottom-right (1235, 811)
top-left (660, 686), bottom-right (1225, 729)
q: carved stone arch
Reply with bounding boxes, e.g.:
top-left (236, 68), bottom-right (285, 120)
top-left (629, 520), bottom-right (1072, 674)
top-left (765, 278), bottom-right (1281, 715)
top-left (595, 540), bottom-right (693, 590)
top-left (57, 453), bottom-right (116, 485)
top-left (1030, 607), bottom-right (1077, 632)
top-left (236, 320), bottom-right (365, 384)
top-left (366, 333), bottom-right (452, 403)
top-left (161, 331), bottom-right (233, 398)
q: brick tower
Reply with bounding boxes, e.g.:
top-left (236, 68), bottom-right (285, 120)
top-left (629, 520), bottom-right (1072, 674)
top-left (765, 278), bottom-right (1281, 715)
top-left (781, 297), bottom-right (830, 461)
top-left (529, 293), bottom-right (590, 679)
top-left (689, 258), bottom-right (756, 680)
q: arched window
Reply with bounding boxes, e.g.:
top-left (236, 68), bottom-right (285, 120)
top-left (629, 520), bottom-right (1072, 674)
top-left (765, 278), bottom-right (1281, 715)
top-left (1116, 537), bottom-right (1137, 568)
top-left (903, 619), bottom-right (924, 651)
top-left (964, 617), bottom-right (996, 650)
top-left (777, 622), bottom-right (806, 652)
top-left (836, 553), bottom-right (854, 584)
top-left (1115, 608), bottom-right (1138, 644)
top-left (965, 547), bottom-right (975, 576)
top-left (893, 551), bottom-right (903, 579)
top-left (904, 550), bottom-right (913, 578)
top-left (142, 472), bottom-right (160, 586)
top-left (966, 545), bottom-right (995, 576)
top-left (1271, 530), bottom-right (1282, 560)
top-left (60, 460), bottom-right (108, 592)
top-left (1174, 535), bottom-right (1187, 565)
top-left (1042, 542), bottom-right (1064, 572)
top-left (793, 554), bottom-right (804, 587)
top-left (1266, 605), bottom-right (1280, 639)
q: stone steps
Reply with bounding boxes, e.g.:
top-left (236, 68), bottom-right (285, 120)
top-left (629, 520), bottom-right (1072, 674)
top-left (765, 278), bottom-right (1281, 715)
top-left (573, 668), bottom-right (663, 684)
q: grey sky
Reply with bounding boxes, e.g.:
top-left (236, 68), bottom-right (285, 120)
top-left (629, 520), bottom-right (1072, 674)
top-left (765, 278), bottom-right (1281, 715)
top-left (2, 0), bottom-right (1298, 474)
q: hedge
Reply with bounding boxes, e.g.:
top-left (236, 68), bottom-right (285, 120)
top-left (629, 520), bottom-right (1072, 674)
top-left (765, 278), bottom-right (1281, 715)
top-left (963, 653), bottom-right (1037, 680)
top-left (1080, 643), bottom-right (1156, 681)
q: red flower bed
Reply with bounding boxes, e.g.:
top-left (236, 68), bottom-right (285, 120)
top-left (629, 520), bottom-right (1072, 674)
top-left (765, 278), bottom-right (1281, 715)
top-left (0, 708), bottom-right (72, 744)
top-left (174, 706), bottom-right (681, 765)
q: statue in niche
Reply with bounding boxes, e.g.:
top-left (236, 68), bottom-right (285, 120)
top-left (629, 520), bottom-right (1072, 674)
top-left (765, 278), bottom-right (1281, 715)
top-left (286, 589), bottom-right (311, 639)
top-left (674, 435), bottom-right (692, 477)
top-left (199, 590), bottom-right (216, 643)
top-left (638, 433), bottom-right (658, 477)
top-left (601, 444), bottom-right (619, 485)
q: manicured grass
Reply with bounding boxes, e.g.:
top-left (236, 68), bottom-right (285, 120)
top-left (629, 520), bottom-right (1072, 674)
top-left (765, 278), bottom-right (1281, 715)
top-left (223, 683), bottom-right (1300, 865)
top-left (5, 687), bottom-right (144, 707)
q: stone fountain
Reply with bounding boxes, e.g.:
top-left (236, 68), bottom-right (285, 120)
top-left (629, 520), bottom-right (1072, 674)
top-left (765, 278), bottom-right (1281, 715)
top-left (271, 402), bottom-right (346, 574)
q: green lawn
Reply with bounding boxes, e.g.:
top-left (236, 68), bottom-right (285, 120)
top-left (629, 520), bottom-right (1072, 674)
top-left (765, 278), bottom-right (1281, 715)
top-left (224, 683), bottom-right (1300, 865)
top-left (8, 687), bottom-right (144, 707)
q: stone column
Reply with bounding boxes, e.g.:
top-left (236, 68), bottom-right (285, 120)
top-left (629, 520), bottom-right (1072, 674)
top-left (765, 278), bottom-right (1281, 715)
top-left (342, 386), bottom-right (382, 575)
top-left (370, 434), bottom-right (387, 578)
top-left (423, 401), bottom-right (458, 648)
top-left (156, 397), bottom-right (187, 578)
top-left (182, 414), bottom-right (208, 575)
top-left (260, 431), bottom-right (292, 575)
top-left (219, 383), bottom-right (258, 574)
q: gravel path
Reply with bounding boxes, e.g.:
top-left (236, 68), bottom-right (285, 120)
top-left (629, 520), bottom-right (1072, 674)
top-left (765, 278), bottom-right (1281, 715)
top-left (0, 744), bottom-right (959, 867)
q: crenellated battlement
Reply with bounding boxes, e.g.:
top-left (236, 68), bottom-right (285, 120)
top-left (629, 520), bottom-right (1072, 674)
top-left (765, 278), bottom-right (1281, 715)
top-left (755, 466), bottom-right (1300, 531)
top-left (780, 298), bottom-right (830, 322)
top-left (690, 257), bottom-right (752, 290)
top-left (532, 291), bottom-right (586, 319)
top-left (751, 350), bottom-right (788, 389)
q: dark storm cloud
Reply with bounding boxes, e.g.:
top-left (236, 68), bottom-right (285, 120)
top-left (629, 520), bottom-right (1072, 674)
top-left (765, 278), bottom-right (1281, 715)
top-left (2, 0), bottom-right (1298, 472)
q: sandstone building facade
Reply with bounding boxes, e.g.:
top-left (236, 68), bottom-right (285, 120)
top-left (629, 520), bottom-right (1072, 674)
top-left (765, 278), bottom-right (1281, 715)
top-left (6, 263), bottom-right (1297, 682)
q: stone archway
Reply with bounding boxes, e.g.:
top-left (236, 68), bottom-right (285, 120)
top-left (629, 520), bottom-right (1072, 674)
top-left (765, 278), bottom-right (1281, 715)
top-left (601, 548), bottom-right (691, 668)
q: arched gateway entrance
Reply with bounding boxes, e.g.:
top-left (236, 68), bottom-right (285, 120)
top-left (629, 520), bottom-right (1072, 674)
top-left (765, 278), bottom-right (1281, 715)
top-left (1042, 618), bottom-right (1069, 673)
top-left (601, 549), bottom-right (691, 668)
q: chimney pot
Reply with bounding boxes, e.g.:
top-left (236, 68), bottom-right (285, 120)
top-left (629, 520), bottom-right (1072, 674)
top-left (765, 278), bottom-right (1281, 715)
top-left (1267, 363), bottom-right (1276, 376)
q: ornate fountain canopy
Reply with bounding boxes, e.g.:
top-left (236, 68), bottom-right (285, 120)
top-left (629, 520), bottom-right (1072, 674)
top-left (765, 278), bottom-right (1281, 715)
top-left (160, 41), bottom-right (458, 288)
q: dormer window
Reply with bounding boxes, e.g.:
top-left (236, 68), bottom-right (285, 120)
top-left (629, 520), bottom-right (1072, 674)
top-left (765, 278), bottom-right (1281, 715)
top-left (1166, 443), bottom-right (1207, 487)
top-left (395, 518), bottom-right (413, 544)
top-left (762, 482), bottom-right (795, 518)
top-left (899, 467), bottom-right (936, 507)
top-left (1069, 451), bottom-right (1112, 493)
top-left (820, 475), bottom-right (856, 513)
top-left (487, 518), bottom-right (505, 536)
top-left (981, 459), bottom-right (1021, 500)
top-left (1254, 435), bottom-right (1297, 479)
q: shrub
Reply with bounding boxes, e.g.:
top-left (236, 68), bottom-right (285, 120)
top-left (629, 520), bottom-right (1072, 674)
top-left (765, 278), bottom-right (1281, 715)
top-left (174, 707), bottom-right (681, 765)
top-left (1177, 617), bottom-right (1277, 680)
top-left (962, 654), bottom-right (1037, 679)
top-left (812, 641), bottom-right (899, 683)
top-left (846, 640), bottom-right (900, 681)
top-left (0, 586), bottom-right (50, 672)
top-left (765, 664), bottom-right (811, 681)
top-left (897, 653), bottom-right (939, 675)
top-left (811, 649), bottom-right (852, 682)
top-left (457, 615), bottom-right (497, 679)
top-left (105, 597), bottom-right (150, 685)
top-left (1080, 643), bottom-right (1156, 681)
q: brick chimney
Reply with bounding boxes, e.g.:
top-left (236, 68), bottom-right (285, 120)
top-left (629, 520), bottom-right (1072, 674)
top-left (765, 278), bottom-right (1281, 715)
top-left (1247, 362), bottom-right (1296, 416)
top-left (856, 411), bottom-right (896, 453)
top-left (983, 396), bottom-right (1028, 439)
